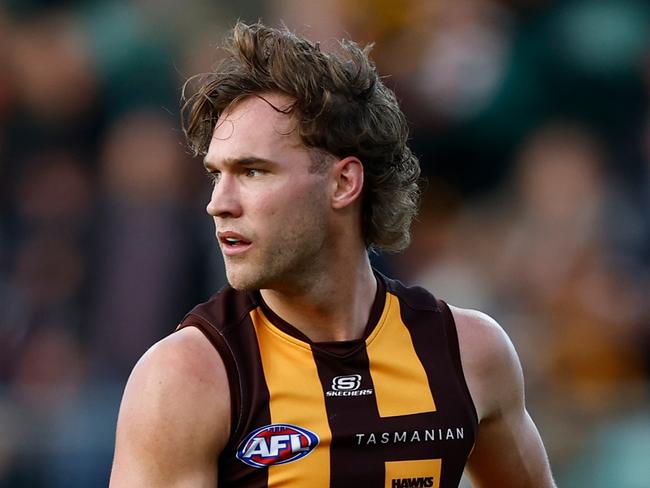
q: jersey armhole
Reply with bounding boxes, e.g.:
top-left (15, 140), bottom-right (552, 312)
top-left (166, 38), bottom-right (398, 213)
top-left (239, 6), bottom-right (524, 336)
top-left (175, 318), bottom-right (243, 449)
top-left (437, 299), bottom-right (480, 427)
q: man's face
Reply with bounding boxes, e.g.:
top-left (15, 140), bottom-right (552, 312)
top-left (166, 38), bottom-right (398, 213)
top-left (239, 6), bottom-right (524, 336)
top-left (203, 93), bottom-right (331, 291)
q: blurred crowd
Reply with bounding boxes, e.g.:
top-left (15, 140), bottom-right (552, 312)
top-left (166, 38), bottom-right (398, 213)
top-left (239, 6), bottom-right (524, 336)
top-left (0, 0), bottom-right (649, 486)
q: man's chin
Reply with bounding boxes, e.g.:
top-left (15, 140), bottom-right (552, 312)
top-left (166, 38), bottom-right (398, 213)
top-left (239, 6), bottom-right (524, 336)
top-left (225, 270), bottom-right (266, 291)
top-left (228, 281), bottom-right (260, 291)
top-left (226, 277), bottom-right (255, 291)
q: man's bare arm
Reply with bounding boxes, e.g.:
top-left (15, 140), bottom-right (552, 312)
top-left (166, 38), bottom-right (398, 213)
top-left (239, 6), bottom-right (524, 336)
top-left (451, 306), bottom-right (555, 488)
top-left (109, 326), bottom-right (230, 487)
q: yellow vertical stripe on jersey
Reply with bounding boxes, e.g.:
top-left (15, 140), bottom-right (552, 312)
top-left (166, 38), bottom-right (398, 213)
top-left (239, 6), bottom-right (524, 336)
top-left (251, 308), bottom-right (331, 488)
top-left (384, 459), bottom-right (441, 488)
top-left (366, 293), bottom-right (437, 417)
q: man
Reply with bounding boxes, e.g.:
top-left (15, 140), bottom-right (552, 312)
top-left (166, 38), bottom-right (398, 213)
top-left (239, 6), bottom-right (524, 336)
top-left (110, 22), bottom-right (555, 488)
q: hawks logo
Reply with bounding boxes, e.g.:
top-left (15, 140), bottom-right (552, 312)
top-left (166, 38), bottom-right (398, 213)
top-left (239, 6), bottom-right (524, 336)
top-left (236, 424), bottom-right (319, 468)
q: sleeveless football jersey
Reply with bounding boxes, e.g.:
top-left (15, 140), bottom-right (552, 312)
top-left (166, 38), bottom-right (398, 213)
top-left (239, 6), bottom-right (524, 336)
top-left (176, 272), bottom-right (478, 487)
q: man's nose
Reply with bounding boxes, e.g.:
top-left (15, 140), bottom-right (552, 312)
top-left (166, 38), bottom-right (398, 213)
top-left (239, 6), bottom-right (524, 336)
top-left (206, 175), bottom-right (242, 218)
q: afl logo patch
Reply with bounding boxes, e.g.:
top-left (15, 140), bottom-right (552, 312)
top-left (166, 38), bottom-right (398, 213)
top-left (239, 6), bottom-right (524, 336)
top-left (236, 424), bottom-right (319, 468)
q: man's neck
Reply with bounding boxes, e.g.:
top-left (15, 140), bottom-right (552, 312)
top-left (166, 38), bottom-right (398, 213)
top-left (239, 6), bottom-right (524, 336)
top-left (259, 253), bottom-right (377, 342)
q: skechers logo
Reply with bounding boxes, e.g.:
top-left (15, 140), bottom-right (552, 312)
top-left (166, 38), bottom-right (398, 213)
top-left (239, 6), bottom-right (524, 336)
top-left (332, 374), bottom-right (361, 391)
top-left (236, 424), bottom-right (319, 468)
top-left (391, 477), bottom-right (434, 488)
top-left (326, 374), bottom-right (373, 397)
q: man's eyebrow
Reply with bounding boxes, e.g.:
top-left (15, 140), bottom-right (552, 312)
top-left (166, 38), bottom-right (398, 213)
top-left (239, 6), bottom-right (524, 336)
top-left (202, 156), bottom-right (277, 170)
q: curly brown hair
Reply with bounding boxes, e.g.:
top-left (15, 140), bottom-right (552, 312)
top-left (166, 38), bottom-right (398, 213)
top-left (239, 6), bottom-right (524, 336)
top-left (182, 21), bottom-right (421, 252)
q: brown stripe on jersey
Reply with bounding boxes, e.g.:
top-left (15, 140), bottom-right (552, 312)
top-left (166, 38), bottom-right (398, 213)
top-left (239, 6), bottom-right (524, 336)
top-left (437, 299), bottom-right (479, 426)
top-left (309, 279), bottom-right (477, 488)
top-left (178, 287), bottom-right (273, 487)
top-left (311, 343), bottom-right (384, 486)
top-left (386, 282), bottom-right (479, 485)
top-left (311, 339), bottom-right (462, 485)
top-left (251, 308), bottom-right (332, 488)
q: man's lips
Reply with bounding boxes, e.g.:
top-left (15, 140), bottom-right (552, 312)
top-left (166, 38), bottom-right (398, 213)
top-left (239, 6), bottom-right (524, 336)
top-left (217, 231), bottom-right (252, 256)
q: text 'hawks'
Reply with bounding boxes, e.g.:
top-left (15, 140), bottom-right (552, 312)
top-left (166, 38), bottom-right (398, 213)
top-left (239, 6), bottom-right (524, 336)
top-left (391, 477), bottom-right (434, 488)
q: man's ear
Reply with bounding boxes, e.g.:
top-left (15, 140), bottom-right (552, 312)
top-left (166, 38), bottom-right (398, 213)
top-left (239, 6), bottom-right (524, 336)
top-left (331, 156), bottom-right (364, 209)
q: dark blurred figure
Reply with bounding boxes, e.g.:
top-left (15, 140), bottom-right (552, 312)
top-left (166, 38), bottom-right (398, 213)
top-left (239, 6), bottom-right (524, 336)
top-left (0, 148), bottom-right (95, 486)
top-left (88, 110), bottom-right (207, 380)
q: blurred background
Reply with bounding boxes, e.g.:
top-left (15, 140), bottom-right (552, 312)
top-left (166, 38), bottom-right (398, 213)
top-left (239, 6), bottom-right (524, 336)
top-left (0, 0), bottom-right (649, 486)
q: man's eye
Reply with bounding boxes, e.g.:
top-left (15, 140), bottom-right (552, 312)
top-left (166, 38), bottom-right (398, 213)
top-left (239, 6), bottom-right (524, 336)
top-left (245, 168), bottom-right (264, 177)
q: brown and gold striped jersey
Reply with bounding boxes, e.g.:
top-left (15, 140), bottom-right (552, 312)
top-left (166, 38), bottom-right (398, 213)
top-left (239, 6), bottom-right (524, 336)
top-left (176, 272), bottom-right (478, 488)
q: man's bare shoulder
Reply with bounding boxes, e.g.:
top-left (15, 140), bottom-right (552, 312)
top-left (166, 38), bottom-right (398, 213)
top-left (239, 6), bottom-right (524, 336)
top-left (110, 327), bottom-right (230, 486)
top-left (139, 326), bottom-right (228, 390)
top-left (447, 307), bottom-right (556, 486)
top-left (122, 326), bottom-right (230, 439)
top-left (447, 305), bottom-right (524, 421)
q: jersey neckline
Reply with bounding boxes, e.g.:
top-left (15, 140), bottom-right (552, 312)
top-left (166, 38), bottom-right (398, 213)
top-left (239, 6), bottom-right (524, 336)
top-left (250, 271), bottom-right (387, 357)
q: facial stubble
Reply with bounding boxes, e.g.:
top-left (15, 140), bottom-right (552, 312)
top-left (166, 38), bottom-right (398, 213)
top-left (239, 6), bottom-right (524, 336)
top-left (223, 190), bottom-right (330, 293)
